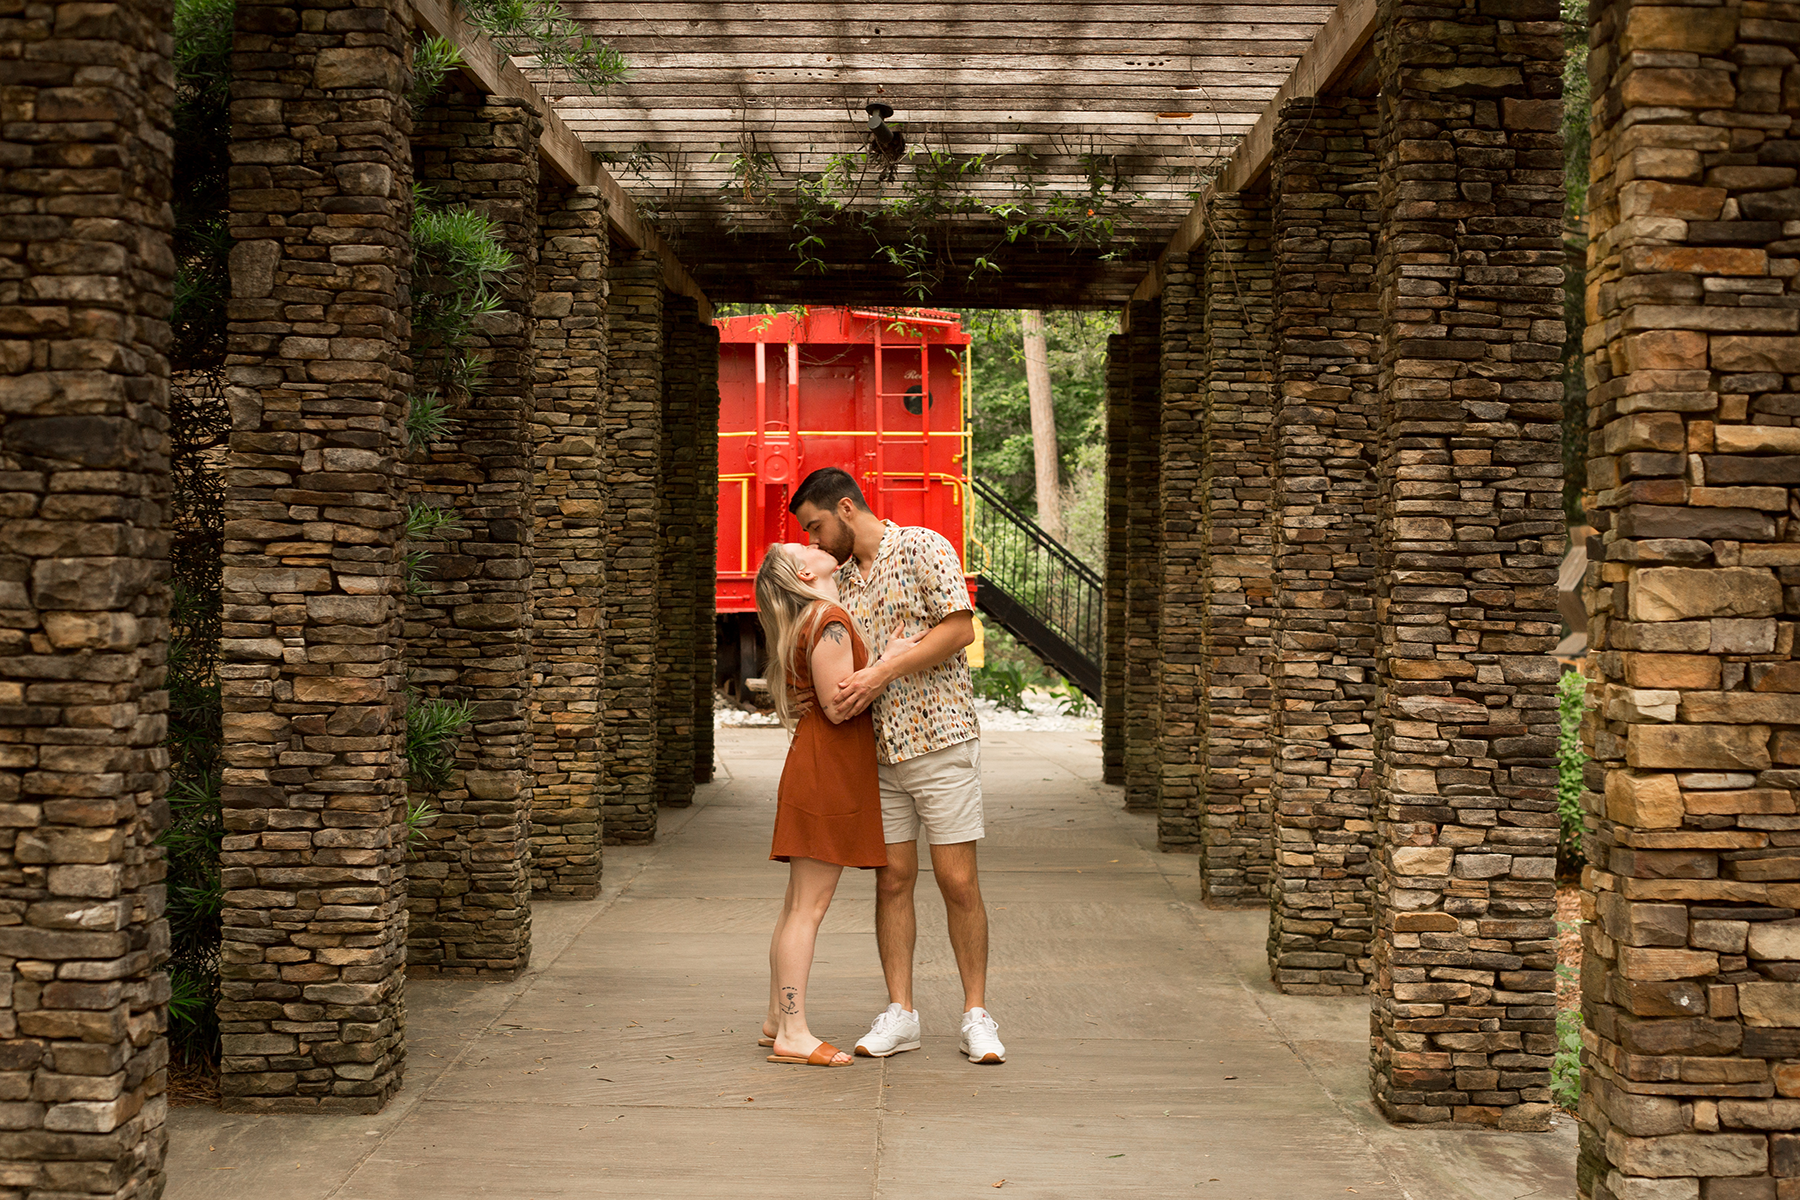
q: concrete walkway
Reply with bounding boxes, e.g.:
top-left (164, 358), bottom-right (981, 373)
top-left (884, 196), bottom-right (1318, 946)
top-left (168, 729), bottom-right (1575, 1199)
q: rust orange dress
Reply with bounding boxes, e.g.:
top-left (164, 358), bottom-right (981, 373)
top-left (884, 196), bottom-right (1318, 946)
top-left (770, 603), bottom-right (888, 869)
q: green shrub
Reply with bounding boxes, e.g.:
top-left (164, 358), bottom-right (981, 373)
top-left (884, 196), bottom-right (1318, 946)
top-left (1052, 677), bottom-right (1092, 717)
top-left (973, 661), bottom-right (1029, 713)
top-left (1558, 669), bottom-right (1588, 875)
top-left (1552, 1009), bottom-right (1583, 1110)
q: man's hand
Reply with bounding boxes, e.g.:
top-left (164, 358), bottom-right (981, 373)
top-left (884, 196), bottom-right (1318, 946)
top-left (834, 660), bottom-right (891, 718)
top-left (836, 614), bottom-right (973, 717)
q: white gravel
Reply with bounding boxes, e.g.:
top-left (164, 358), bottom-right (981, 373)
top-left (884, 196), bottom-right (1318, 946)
top-left (715, 688), bottom-right (1100, 734)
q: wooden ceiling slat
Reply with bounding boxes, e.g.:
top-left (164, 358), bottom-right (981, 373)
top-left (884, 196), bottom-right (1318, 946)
top-left (569, 1), bottom-right (1333, 16)
top-left (557, 106), bottom-right (1270, 122)
top-left (526, 0), bottom-right (1341, 307)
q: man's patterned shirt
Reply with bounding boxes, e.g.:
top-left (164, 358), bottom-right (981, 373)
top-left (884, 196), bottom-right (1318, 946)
top-left (835, 521), bottom-right (980, 765)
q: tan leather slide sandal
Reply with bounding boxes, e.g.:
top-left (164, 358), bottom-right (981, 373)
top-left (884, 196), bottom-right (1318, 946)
top-left (767, 1040), bottom-right (851, 1066)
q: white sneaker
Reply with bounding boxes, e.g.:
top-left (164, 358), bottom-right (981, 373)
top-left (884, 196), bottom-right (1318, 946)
top-left (960, 1007), bottom-right (1006, 1064)
top-left (855, 1002), bottom-right (921, 1058)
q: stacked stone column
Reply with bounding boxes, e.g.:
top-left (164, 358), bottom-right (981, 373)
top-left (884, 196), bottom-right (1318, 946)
top-left (601, 254), bottom-right (663, 843)
top-left (1158, 260), bottom-right (1208, 848)
top-left (655, 296), bottom-right (699, 810)
top-left (1366, 0), bottom-right (1565, 1129)
top-left (1267, 98), bottom-right (1382, 993)
top-left (1123, 300), bottom-right (1163, 815)
top-left (0, 0), bottom-right (174, 1186)
top-left (218, 0), bottom-right (412, 1110)
top-left (402, 96), bottom-right (540, 975)
top-left (528, 184), bottom-right (609, 899)
top-left (1194, 194), bottom-right (1279, 896)
top-left (693, 320), bottom-right (721, 786)
top-left (1580, 0), bottom-right (1800, 1194)
top-left (1102, 334), bottom-right (1130, 787)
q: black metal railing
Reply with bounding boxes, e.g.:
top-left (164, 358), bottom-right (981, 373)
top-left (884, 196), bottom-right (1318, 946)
top-left (967, 478), bottom-right (1104, 698)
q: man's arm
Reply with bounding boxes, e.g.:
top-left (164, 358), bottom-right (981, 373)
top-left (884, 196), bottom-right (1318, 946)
top-left (834, 610), bottom-right (975, 718)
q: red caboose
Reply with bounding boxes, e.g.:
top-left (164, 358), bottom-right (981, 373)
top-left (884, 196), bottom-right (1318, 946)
top-left (714, 306), bottom-right (977, 689)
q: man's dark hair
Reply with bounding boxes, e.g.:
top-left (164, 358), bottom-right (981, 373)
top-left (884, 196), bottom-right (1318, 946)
top-left (789, 467), bottom-right (870, 515)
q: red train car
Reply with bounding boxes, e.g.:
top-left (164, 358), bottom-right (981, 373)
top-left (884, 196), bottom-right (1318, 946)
top-left (714, 306), bottom-right (976, 688)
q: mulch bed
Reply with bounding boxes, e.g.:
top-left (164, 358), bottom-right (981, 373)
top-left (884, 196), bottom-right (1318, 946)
top-left (168, 1054), bottom-right (221, 1108)
top-left (1557, 879), bottom-right (1582, 1012)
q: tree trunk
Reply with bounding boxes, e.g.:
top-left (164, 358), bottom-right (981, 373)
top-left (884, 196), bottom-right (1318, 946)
top-left (1021, 309), bottom-right (1062, 540)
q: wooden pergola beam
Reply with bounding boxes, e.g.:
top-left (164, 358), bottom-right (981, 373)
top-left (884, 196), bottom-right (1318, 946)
top-left (410, 0), bottom-right (712, 320)
top-left (1127, 0), bottom-right (1375, 310)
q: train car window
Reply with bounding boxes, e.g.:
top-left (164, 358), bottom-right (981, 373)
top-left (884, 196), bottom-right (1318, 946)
top-left (902, 384), bottom-right (934, 416)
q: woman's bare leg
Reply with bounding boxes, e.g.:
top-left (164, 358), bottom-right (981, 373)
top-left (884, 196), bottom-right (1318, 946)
top-left (765, 868), bottom-right (801, 1041)
top-left (769, 856), bottom-right (849, 1063)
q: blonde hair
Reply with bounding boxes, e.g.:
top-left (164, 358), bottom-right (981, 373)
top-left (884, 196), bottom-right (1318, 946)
top-left (754, 545), bottom-right (836, 729)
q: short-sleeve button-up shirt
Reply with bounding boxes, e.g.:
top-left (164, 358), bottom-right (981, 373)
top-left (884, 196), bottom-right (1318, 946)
top-left (835, 521), bottom-right (980, 765)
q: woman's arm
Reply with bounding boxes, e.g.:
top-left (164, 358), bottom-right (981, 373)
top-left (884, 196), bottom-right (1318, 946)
top-left (808, 619), bottom-right (861, 724)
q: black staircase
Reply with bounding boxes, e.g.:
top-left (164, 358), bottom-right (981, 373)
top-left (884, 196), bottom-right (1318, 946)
top-left (967, 478), bottom-right (1104, 699)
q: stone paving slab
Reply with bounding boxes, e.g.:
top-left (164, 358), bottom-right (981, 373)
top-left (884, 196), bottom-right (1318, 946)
top-left (165, 729), bottom-right (1574, 1199)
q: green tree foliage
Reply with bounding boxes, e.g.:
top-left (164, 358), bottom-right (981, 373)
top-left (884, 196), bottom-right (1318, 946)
top-left (967, 309), bottom-right (1113, 566)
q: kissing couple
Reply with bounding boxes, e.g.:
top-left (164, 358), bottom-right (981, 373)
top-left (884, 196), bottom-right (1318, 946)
top-left (751, 468), bottom-right (1005, 1069)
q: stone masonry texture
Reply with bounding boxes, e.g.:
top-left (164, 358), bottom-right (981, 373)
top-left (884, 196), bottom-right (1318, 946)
top-left (602, 253), bottom-right (663, 844)
top-left (692, 319), bottom-right (720, 786)
top-left (656, 294), bottom-right (698, 810)
top-left (1123, 299), bottom-right (1162, 816)
top-left (403, 96), bottom-right (539, 977)
top-left (1196, 194), bottom-right (1278, 895)
top-left (0, 0), bottom-right (176, 1187)
top-left (1158, 259), bottom-right (1206, 848)
top-left (1367, 0), bottom-right (1565, 1130)
top-left (528, 183), bottom-right (608, 900)
top-left (1580, 0), bottom-right (1800, 1195)
top-left (1102, 333), bottom-right (1129, 787)
top-left (1267, 98), bottom-right (1382, 995)
top-left (218, 0), bottom-right (412, 1112)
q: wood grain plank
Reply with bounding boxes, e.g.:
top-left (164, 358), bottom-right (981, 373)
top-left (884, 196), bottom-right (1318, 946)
top-left (409, 0), bottom-right (712, 316)
top-left (1130, 0), bottom-right (1375, 303)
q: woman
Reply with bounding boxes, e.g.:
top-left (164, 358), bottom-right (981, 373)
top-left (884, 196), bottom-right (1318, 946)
top-left (753, 542), bottom-right (911, 1067)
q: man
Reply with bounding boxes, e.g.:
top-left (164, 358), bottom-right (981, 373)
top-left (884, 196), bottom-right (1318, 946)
top-left (788, 467), bottom-right (1005, 1065)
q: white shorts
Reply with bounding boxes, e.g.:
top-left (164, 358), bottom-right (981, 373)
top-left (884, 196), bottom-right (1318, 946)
top-left (878, 739), bottom-right (984, 846)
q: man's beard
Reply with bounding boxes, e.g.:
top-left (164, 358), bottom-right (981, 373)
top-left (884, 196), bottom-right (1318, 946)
top-left (822, 516), bottom-right (855, 564)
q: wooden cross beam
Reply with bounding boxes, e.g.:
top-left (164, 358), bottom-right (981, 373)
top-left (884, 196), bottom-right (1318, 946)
top-left (410, 0), bottom-right (712, 320)
top-left (1126, 0), bottom-right (1376, 312)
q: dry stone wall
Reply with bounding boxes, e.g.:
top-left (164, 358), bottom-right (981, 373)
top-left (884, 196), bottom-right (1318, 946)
top-left (1267, 97), bottom-right (1383, 994)
top-left (403, 96), bottom-right (539, 976)
top-left (692, 320), bottom-right (721, 786)
top-left (1123, 300), bottom-right (1163, 815)
top-left (1158, 259), bottom-right (1207, 848)
top-left (602, 254), bottom-right (663, 843)
top-left (656, 296), bottom-right (699, 810)
top-left (528, 184), bottom-right (608, 899)
top-left (1580, 0), bottom-right (1800, 1194)
top-left (1366, 0), bottom-right (1565, 1130)
top-left (218, 0), bottom-right (413, 1111)
top-left (0, 0), bottom-right (175, 1185)
top-left (1102, 334), bottom-right (1129, 787)
top-left (1195, 194), bottom-right (1278, 895)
